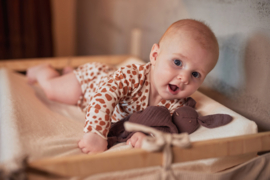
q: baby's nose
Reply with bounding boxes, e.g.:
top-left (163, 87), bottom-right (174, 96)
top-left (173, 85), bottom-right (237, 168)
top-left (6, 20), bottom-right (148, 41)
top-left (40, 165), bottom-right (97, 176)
top-left (177, 72), bottom-right (189, 84)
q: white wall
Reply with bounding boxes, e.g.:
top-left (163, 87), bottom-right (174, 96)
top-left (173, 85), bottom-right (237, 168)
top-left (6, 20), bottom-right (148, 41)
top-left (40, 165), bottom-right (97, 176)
top-left (76, 0), bottom-right (189, 60)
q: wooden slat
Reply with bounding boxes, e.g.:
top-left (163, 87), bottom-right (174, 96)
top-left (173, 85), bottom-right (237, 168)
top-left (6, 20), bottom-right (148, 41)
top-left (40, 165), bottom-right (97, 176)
top-left (28, 131), bottom-right (270, 177)
top-left (0, 55), bottom-right (132, 71)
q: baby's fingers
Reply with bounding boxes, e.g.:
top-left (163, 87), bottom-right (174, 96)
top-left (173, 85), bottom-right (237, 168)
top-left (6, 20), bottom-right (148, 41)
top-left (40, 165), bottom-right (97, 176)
top-left (78, 141), bottom-right (90, 154)
top-left (126, 139), bottom-right (133, 147)
top-left (134, 139), bottom-right (142, 148)
top-left (81, 148), bottom-right (90, 154)
top-left (78, 139), bottom-right (86, 149)
top-left (128, 136), bottom-right (138, 148)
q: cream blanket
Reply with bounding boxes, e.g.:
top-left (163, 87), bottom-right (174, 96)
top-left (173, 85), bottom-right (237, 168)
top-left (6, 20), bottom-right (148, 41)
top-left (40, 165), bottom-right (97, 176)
top-left (0, 60), bottom-right (257, 173)
top-left (0, 68), bottom-right (85, 162)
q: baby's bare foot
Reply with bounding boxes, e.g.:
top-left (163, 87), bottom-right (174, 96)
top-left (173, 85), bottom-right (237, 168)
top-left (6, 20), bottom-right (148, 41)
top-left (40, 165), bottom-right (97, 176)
top-left (26, 64), bottom-right (51, 84)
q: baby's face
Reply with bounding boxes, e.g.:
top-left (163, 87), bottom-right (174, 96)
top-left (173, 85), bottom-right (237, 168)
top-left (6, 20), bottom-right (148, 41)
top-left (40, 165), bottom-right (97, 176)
top-left (150, 34), bottom-right (217, 100)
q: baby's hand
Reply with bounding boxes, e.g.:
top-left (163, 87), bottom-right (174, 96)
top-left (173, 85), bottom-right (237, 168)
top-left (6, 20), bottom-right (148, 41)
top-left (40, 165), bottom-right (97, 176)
top-left (126, 132), bottom-right (147, 148)
top-left (78, 132), bottom-right (108, 154)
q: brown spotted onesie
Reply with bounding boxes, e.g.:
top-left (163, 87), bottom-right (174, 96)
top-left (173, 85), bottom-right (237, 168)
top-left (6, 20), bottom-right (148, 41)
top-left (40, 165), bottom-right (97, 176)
top-left (74, 62), bottom-right (186, 139)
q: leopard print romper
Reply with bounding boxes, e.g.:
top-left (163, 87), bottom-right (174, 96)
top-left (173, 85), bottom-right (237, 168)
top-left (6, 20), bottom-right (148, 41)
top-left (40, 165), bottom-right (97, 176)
top-left (74, 62), bottom-right (186, 138)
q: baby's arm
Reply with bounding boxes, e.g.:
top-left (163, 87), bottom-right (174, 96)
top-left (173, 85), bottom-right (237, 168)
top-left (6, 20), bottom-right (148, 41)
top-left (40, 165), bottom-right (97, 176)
top-left (78, 132), bottom-right (108, 154)
top-left (126, 132), bottom-right (147, 148)
top-left (80, 64), bottom-right (145, 153)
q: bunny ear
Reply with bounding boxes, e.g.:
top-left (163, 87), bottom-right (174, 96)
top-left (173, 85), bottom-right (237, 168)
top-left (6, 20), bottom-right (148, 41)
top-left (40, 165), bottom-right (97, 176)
top-left (185, 97), bottom-right (196, 108)
top-left (198, 114), bottom-right (233, 128)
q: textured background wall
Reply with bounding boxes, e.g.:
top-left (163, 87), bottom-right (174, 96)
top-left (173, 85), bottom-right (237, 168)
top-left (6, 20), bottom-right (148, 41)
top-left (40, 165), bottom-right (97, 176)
top-left (76, 0), bottom-right (270, 131)
top-left (76, 0), bottom-right (189, 59)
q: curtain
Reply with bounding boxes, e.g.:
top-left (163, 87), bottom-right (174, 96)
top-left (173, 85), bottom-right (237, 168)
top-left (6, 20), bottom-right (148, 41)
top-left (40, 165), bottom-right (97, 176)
top-left (0, 0), bottom-right (53, 60)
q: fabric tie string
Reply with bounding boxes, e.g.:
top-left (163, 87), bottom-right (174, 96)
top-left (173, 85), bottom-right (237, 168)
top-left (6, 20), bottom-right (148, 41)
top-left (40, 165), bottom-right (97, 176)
top-left (124, 122), bottom-right (191, 180)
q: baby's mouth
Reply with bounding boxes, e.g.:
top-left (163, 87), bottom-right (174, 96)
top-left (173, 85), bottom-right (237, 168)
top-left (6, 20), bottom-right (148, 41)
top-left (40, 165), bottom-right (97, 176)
top-left (168, 84), bottom-right (179, 92)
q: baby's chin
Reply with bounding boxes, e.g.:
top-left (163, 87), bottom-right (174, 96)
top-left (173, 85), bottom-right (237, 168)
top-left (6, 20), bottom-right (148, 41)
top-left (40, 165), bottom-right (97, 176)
top-left (160, 93), bottom-right (187, 100)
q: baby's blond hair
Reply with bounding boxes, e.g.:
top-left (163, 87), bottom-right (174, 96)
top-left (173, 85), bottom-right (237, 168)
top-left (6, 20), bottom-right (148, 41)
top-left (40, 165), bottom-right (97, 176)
top-left (159, 19), bottom-right (219, 61)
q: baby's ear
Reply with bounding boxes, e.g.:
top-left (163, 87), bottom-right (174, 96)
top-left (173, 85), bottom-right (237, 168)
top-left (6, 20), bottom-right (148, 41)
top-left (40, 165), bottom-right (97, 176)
top-left (149, 44), bottom-right (160, 65)
top-left (198, 114), bottom-right (233, 128)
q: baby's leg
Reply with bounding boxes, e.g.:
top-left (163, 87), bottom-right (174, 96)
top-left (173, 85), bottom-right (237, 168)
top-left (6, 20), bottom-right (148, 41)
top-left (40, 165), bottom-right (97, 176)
top-left (27, 64), bottom-right (82, 105)
top-left (43, 72), bottom-right (82, 104)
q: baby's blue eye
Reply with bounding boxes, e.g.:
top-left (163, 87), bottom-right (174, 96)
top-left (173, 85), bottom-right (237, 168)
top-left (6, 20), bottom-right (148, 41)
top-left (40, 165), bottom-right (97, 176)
top-left (192, 72), bottom-right (200, 78)
top-left (174, 59), bottom-right (182, 66)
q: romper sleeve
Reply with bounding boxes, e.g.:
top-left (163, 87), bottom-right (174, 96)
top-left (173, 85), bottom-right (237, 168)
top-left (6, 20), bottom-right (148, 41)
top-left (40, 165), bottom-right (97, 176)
top-left (83, 64), bottom-right (144, 139)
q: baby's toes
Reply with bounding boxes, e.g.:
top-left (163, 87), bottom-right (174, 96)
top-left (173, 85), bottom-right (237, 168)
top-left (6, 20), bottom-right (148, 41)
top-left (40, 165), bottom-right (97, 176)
top-left (62, 66), bottom-right (73, 74)
top-left (26, 77), bottom-right (36, 84)
top-left (26, 71), bottom-right (35, 84)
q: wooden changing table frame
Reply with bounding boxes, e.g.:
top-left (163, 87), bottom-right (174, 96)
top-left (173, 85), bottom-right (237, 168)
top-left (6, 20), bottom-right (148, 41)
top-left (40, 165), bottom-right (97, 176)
top-left (1, 55), bottom-right (270, 179)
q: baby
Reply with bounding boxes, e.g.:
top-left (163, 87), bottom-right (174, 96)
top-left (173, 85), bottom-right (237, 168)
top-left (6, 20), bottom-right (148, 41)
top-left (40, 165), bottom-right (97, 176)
top-left (27, 19), bottom-right (219, 154)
